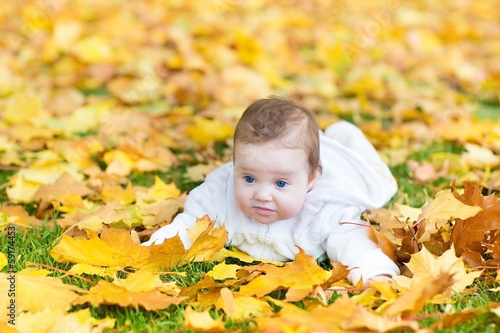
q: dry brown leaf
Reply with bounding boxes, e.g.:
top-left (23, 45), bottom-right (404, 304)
top-left (452, 182), bottom-right (500, 256)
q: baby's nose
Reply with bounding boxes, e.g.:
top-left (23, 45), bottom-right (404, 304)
top-left (254, 187), bottom-right (272, 201)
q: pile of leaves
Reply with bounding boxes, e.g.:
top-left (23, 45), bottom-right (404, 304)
top-left (1, 0), bottom-right (500, 332)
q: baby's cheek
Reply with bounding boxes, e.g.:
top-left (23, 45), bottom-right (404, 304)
top-left (279, 196), bottom-right (305, 220)
top-left (234, 186), bottom-right (248, 211)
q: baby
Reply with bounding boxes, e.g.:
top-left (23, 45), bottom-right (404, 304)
top-left (143, 97), bottom-right (400, 285)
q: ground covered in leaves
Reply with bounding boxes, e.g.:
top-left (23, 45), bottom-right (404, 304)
top-left (1, 0), bottom-right (500, 332)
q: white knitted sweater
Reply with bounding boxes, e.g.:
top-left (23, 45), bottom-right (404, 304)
top-left (143, 121), bottom-right (400, 284)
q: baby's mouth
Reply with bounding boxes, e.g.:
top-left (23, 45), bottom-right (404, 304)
top-left (254, 206), bottom-right (275, 215)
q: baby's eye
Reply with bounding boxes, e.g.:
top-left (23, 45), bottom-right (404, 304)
top-left (275, 180), bottom-right (288, 188)
top-left (244, 176), bottom-right (255, 183)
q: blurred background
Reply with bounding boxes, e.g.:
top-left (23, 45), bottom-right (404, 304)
top-left (0, 0), bottom-right (499, 203)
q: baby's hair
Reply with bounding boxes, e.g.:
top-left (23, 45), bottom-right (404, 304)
top-left (234, 97), bottom-right (322, 178)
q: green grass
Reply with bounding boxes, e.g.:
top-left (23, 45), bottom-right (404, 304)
top-left (2, 193), bottom-right (498, 333)
top-left (0, 170), bottom-right (16, 203)
top-left (1, 125), bottom-right (499, 333)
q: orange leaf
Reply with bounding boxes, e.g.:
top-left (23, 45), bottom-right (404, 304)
top-left (386, 272), bottom-right (455, 318)
top-left (183, 306), bottom-right (226, 332)
top-left (238, 248), bottom-right (331, 300)
top-left (73, 280), bottom-right (185, 310)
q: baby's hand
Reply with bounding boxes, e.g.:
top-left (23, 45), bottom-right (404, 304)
top-left (364, 274), bottom-right (393, 287)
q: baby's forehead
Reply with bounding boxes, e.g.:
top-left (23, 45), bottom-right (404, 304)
top-left (236, 125), bottom-right (308, 148)
top-left (234, 139), bottom-right (305, 153)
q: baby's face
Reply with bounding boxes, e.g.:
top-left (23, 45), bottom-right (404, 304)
top-left (233, 141), bottom-right (318, 224)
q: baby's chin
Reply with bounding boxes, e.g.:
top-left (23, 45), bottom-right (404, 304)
top-left (249, 211), bottom-right (298, 225)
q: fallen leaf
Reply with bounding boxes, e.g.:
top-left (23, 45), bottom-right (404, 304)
top-left (386, 271), bottom-right (455, 318)
top-left (183, 306), bottom-right (226, 332)
top-left (451, 182), bottom-right (500, 256)
top-left (238, 248), bottom-right (332, 301)
top-left (393, 246), bottom-right (482, 303)
top-left (0, 205), bottom-right (40, 228)
top-left (73, 280), bottom-right (185, 310)
top-left (0, 269), bottom-right (82, 315)
top-left (101, 181), bottom-right (135, 205)
top-left (218, 288), bottom-right (274, 320)
top-left (15, 308), bottom-right (115, 333)
top-left (417, 189), bottom-right (482, 243)
top-left (3, 91), bottom-right (42, 125)
top-left (256, 295), bottom-right (357, 333)
top-left (32, 172), bottom-right (93, 212)
top-left (184, 116), bottom-right (233, 147)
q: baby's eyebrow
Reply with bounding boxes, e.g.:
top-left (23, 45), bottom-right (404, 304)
top-left (236, 165), bottom-right (297, 176)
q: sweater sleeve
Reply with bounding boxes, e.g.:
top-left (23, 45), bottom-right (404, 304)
top-left (142, 164), bottom-right (231, 248)
top-left (322, 206), bottom-right (400, 284)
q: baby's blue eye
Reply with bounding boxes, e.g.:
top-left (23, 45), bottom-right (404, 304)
top-left (244, 176), bottom-right (255, 183)
top-left (275, 180), bottom-right (288, 188)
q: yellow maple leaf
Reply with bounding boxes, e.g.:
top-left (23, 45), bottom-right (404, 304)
top-left (15, 308), bottom-right (114, 333)
top-left (184, 116), bottom-right (233, 147)
top-left (0, 268), bottom-right (83, 316)
top-left (57, 201), bottom-right (139, 232)
top-left (51, 218), bottom-right (227, 273)
top-left (183, 306), bottom-right (226, 332)
top-left (103, 150), bottom-right (135, 176)
top-left (32, 172), bottom-right (93, 212)
top-left (217, 287), bottom-right (274, 320)
top-left (6, 177), bottom-right (41, 204)
top-left (149, 176), bottom-right (181, 201)
top-left (393, 246), bottom-right (482, 303)
top-left (139, 198), bottom-right (185, 228)
top-left (418, 189), bottom-right (483, 224)
top-left (50, 228), bottom-right (150, 273)
top-left (238, 248), bottom-right (332, 300)
top-left (386, 272), bottom-right (456, 318)
top-left (184, 215), bottom-right (228, 262)
top-left (417, 189), bottom-right (483, 242)
top-left (207, 262), bottom-right (240, 280)
top-left (61, 101), bottom-right (114, 135)
top-left (101, 181), bottom-right (135, 205)
top-left (212, 247), bottom-right (285, 266)
top-left (73, 280), bottom-right (185, 311)
top-left (256, 295), bottom-right (356, 332)
top-left (1, 205), bottom-right (40, 228)
top-left (72, 35), bottom-right (114, 64)
top-left (3, 91), bottom-right (42, 125)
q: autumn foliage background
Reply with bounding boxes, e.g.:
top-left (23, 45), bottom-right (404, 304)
top-left (1, 0), bottom-right (500, 332)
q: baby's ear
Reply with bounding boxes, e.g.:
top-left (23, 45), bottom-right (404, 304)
top-left (307, 168), bottom-right (321, 190)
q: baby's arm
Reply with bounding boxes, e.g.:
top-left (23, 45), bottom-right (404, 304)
top-left (141, 212), bottom-right (195, 248)
top-left (325, 215), bottom-right (400, 285)
top-left (142, 165), bottom-right (230, 248)
top-left (141, 187), bottom-right (206, 248)
top-left (363, 274), bottom-right (394, 287)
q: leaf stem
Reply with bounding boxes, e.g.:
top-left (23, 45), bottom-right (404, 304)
top-left (26, 261), bottom-right (98, 286)
top-left (338, 222), bottom-right (369, 227)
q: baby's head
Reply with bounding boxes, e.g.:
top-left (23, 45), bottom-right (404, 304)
top-left (232, 97), bottom-right (322, 224)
